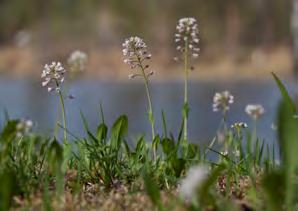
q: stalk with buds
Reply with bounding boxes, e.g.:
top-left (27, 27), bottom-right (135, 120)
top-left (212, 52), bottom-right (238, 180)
top-left (175, 17), bottom-right (200, 145)
top-left (41, 61), bottom-right (68, 141)
top-left (122, 36), bottom-right (157, 160)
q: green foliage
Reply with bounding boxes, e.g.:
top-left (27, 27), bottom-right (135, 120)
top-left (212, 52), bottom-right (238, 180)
top-left (110, 115), bottom-right (128, 151)
top-left (277, 99), bottom-right (298, 209)
top-left (256, 72), bottom-right (298, 210)
top-left (143, 166), bottom-right (163, 211)
top-left (272, 72), bottom-right (296, 113)
top-left (198, 164), bottom-right (226, 207)
top-left (262, 170), bottom-right (285, 211)
top-left (0, 170), bottom-right (17, 211)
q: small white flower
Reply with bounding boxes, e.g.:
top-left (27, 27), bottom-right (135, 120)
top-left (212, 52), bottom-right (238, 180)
top-left (231, 122), bottom-right (248, 129)
top-left (179, 165), bottom-right (209, 200)
top-left (175, 17), bottom-right (200, 58)
top-left (147, 70), bottom-right (154, 77)
top-left (220, 150), bottom-right (229, 156)
top-left (245, 104), bottom-right (265, 120)
top-left (41, 62), bottom-right (66, 92)
top-left (122, 37), bottom-right (150, 66)
top-left (234, 149), bottom-right (240, 158)
top-left (16, 119), bottom-right (33, 137)
top-left (67, 50), bottom-right (88, 72)
top-left (128, 74), bottom-right (137, 79)
top-left (213, 91), bottom-right (234, 113)
top-left (122, 36), bottom-right (153, 78)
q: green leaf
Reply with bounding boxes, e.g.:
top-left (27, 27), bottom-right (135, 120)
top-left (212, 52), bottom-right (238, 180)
top-left (172, 158), bottom-right (186, 177)
top-left (161, 110), bottom-right (168, 138)
top-left (272, 72), bottom-right (296, 114)
top-left (99, 103), bottom-right (105, 124)
top-left (80, 110), bottom-right (102, 145)
top-left (182, 102), bottom-right (190, 119)
top-left (0, 120), bottom-right (18, 142)
top-left (143, 170), bottom-right (163, 211)
top-left (110, 115), bottom-right (128, 150)
top-left (177, 120), bottom-right (184, 144)
top-left (262, 170), bottom-right (285, 211)
top-left (97, 123), bottom-right (108, 143)
top-left (47, 139), bottom-right (63, 174)
top-left (136, 136), bottom-right (146, 153)
top-left (152, 135), bottom-right (160, 151)
top-left (161, 138), bottom-right (175, 156)
top-left (123, 140), bottom-right (131, 157)
top-left (0, 170), bottom-right (17, 211)
top-left (148, 110), bottom-right (154, 125)
top-left (187, 143), bottom-right (199, 159)
top-left (277, 99), bottom-right (298, 208)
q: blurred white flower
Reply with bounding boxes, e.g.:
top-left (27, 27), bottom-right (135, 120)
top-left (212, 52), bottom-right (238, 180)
top-left (271, 123), bottom-right (277, 131)
top-left (67, 50), bottom-right (88, 72)
top-left (275, 159), bottom-right (281, 166)
top-left (16, 119), bottom-right (33, 138)
top-left (41, 62), bottom-right (66, 92)
top-left (175, 17), bottom-right (200, 58)
top-left (245, 104), bottom-right (265, 120)
top-left (14, 30), bottom-right (31, 48)
top-left (234, 149), bottom-right (240, 158)
top-left (221, 150), bottom-right (229, 156)
top-left (213, 91), bottom-right (234, 113)
top-left (179, 165), bottom-right (209, 200)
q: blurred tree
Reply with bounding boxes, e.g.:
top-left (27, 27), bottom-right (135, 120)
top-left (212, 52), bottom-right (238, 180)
top-left (0, 0), bottom-right (40, 43)
top-left (292, 0), bottom-right (298, 75)
top-left (225, 0), bottom-right (240, 59)
top-left (0, 0), bottom-right (293, 58)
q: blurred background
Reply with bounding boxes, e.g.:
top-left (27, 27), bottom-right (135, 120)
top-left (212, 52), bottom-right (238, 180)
top-left (0, 0), bottom-right (295, 79)
top-left (0, 0), bottom-right (296, 144)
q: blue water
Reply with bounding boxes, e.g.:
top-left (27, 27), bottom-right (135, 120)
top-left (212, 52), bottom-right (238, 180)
top-left (0, 77), bottom-right (295, 148)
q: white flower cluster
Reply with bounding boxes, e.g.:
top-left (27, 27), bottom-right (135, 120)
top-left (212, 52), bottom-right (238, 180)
top-left (175, 17), bottom-right (200, 58)
top-left (231, 122), bottom-right (248, 129)
top-left (16, 119), bottom-right (33, 138)
top-left (122, 36), bottom-right (152, 70)
top-left (213, 91), bottom-right (234, 112)
top-left (179, 165), bottom-right (209, 200)
top-left (41, 62), bottom-right (66, 92)
top-left (67, 50), bottom-right (88, 72)
top-left (245, 104), bottom-right (265, 120)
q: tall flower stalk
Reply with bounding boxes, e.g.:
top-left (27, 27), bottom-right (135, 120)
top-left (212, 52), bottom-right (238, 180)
top-left (213, 91), bottom-right (234, 154)
top-left (122, 36), bottom-right (156, 160)
top-left (175, 17), bottom-right (200, 143)
top-left (41, 61), bottom-right (68, 141)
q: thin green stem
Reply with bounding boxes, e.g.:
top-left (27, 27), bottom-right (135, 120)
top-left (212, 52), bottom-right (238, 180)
top-left (183, 40), bottom-right (189, 142)
top-left (252, 119), bottom-right (257, 143)
top-left (140, 66), bottom-right (155, 138)
top-left (58, 90), bottom-right (67, 142)
top-left (138, 58), bottom-right (156, 160)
